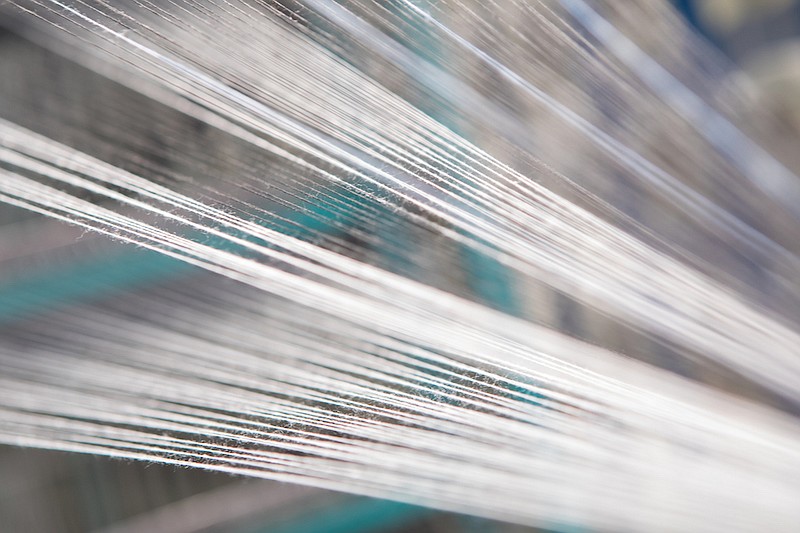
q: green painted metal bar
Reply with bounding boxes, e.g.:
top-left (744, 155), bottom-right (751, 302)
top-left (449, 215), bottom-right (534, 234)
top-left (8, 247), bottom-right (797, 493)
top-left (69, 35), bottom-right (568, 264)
top-left (246, 497), bottom-right (431, 533)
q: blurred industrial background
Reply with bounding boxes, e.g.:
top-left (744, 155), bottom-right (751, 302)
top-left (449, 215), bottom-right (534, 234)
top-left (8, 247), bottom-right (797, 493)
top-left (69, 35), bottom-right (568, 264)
top-left (1, 1), bottom-right (800, 532)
